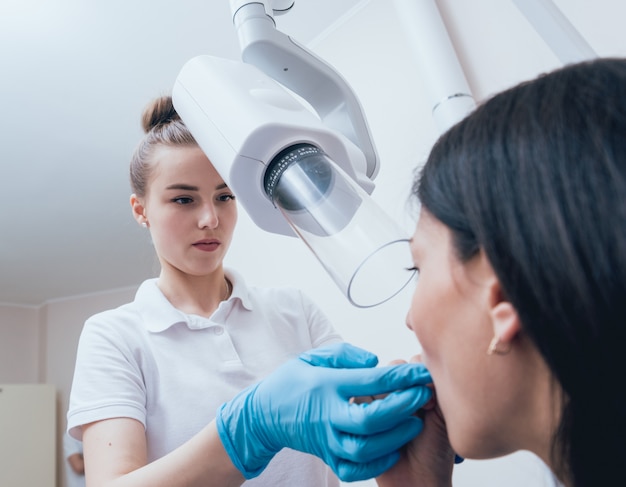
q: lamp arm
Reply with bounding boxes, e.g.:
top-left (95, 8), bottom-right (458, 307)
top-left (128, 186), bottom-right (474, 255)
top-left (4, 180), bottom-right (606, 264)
top-left (229, 1), bottom-right (379, 183)
top-left (511, 0), bottom-right (597, 65)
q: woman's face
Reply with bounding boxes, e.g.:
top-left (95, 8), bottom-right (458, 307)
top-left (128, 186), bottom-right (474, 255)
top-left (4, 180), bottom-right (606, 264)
top-left (407, 209), bottom-right (521, 459)
top-left (136, 145), bottom-right (238, 278)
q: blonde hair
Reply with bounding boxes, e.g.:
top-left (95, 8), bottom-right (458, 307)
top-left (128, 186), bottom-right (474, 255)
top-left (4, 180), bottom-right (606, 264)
top-left (130, 95), bottom-right (197, 197)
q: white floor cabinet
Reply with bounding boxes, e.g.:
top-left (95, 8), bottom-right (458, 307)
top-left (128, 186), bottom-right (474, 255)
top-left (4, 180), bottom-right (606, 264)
top-left (0, 384), bottom-right (56, 487)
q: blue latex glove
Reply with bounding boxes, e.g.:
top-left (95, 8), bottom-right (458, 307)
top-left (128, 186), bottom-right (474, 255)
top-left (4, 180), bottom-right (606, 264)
top-left (216, 342), bottom-right (433, 482)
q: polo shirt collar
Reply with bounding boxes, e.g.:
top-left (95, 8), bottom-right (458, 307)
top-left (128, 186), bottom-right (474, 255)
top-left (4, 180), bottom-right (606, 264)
top-left (137, 268), bottom-right (254, 333)
top-left (225, 268), bottom-right (254, 311)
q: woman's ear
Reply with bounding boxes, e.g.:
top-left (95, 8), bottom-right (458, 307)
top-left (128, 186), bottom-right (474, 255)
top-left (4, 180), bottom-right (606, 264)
top-left (488, 281), bottom-right (522, 348)
top-left (130, 194), bottom-right (148, 227)
top-left (466, 251), bottom-right (521, 354)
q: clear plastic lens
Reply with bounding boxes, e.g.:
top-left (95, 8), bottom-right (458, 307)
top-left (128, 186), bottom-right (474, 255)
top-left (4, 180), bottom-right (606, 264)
top-left (265, 144), bottom-right (415, 307)
top-left (348, 239), bottom-right (416, 307)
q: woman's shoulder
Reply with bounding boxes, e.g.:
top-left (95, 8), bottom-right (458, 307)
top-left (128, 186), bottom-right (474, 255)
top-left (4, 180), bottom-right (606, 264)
top-left (83, 279), bottom-right (158, 330)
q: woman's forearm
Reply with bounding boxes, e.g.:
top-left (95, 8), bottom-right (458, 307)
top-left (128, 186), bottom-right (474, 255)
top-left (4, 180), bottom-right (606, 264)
top-left (84, 420), bottom-right (245, 487)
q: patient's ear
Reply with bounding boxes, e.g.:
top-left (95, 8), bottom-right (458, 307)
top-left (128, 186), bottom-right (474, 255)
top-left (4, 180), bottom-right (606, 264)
top-left (468, 250), bottom-right (522, 350)
top-left (488, 282), bottom-right (521, 346)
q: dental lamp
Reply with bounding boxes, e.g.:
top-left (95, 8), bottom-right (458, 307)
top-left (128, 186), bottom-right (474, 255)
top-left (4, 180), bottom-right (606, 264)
top-left (173, 0), bottom-right (415, 307)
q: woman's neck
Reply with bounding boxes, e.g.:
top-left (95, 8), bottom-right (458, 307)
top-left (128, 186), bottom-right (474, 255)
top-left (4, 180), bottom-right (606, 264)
top-left (157, 267), bottom-right (231, 318)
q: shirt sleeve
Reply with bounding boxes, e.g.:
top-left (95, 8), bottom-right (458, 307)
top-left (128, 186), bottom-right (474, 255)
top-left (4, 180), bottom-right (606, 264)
top-left (67, 311), bottom-right (148, 439)
top-left (297, 290), bottom-right (343, 348)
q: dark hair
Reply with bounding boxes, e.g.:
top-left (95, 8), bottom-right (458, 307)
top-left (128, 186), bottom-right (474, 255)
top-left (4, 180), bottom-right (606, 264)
top-left (130, 95), bottom-right (197, 197)
top-left (416, 58), bottom-right (626, 486)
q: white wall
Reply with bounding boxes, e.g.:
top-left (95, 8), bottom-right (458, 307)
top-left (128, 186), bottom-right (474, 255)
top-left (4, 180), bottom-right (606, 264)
top-left (0, 305), bottom-right (40, 383)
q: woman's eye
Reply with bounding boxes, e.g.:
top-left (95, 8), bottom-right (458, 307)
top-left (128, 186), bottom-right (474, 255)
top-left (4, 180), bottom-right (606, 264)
top-left (172, 197), bottom-right (193, 205)
top-left (406, 266), bottom-right (420, 280)
top-left (217, 193), bottom-right (236, 202)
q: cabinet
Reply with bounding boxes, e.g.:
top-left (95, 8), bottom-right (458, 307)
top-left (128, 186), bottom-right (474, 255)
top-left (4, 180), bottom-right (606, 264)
top-left (0, 384), bottom-right (56, 487)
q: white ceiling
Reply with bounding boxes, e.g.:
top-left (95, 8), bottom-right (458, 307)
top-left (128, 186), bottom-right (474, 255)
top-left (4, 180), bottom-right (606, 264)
top-left (1, 0), bottom-right (624, 307)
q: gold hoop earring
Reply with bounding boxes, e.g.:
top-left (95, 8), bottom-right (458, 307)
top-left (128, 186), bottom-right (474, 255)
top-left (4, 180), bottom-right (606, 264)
top-left (486, 336), bottom-right (511, 356)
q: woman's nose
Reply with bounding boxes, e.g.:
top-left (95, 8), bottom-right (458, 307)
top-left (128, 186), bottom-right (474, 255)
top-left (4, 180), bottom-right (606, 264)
top-left (198, 204), bottom-right (219, 229)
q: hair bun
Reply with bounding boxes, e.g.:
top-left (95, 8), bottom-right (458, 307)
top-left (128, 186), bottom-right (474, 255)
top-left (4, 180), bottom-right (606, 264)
top-left (141, 95), bottom-right (181, 133)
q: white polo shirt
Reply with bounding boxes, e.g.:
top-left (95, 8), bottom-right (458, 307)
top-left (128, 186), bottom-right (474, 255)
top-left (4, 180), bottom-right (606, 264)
top-left (67, 269), bottom-right (341, 486)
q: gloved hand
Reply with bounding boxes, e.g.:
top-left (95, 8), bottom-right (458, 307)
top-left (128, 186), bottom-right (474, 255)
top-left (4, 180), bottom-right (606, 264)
top-left (216, 342), bottom-right (433, 482)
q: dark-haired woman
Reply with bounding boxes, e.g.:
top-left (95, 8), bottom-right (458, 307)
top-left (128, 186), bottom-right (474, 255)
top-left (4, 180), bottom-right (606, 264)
top-left (378, 57), bottom-right (626, 487)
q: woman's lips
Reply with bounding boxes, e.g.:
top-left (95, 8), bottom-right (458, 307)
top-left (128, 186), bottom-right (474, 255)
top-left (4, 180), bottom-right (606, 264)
top-left (193, 240), bottom-right (220, 252)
